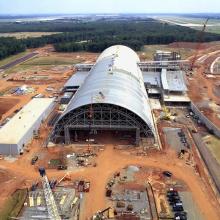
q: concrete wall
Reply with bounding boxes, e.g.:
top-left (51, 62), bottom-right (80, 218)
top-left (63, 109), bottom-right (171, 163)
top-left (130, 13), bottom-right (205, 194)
top-left (190, 102), bottom-right (220, 138)
top-left (192, 133), bottom-right (220, 198)
top-left (17, 100), bottom-right (55, 154)
top-left (0, 144), bottom-right (19, 155)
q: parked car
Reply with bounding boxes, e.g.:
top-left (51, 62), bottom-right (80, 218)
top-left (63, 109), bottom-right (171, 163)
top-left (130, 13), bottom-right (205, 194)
top-left (83, 181), bottom-right (90, 192)
top-left (163, 171), bottom-right (173, 177)
top-left (175, 212), bottom-right (187, 220)
top-left (31, 156), bottom-right (38, 165)
top-left (78, 180), bottom-right (85, 192)
top-left (168, 195), bottom-right (180, 201)
top-left (57, 165), bottom-right (67, 170)
top-left (173, 204), bottom-right (184, 212)
top-left (167, 190), bottom-right (178, 197)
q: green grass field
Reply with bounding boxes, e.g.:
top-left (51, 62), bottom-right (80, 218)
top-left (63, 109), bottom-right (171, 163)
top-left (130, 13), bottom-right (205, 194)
top-left (0, 32), bottom-right (61, 39)
top-left (0, 189), bottom-right (28, 220)
top-left (203, 135), bottom-right (220, 164)
top-left (23, 55), bottom-right (76, 66)
top-left (141, 44), bottom-right (195, 60)
top-left (0, 50), bottom-right (30, 67)
top-left (1, 54), bottom-right (81, 75)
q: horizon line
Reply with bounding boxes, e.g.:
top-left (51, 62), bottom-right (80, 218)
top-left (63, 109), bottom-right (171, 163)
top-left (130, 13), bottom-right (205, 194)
top-left (0, 12), bottom-right (220, 16)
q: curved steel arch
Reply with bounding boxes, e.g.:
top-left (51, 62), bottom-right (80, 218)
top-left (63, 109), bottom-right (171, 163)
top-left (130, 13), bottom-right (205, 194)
top-left (62, 45), bottom-right (155, 137)
top-left (51, 103), bottom-right (153, 144)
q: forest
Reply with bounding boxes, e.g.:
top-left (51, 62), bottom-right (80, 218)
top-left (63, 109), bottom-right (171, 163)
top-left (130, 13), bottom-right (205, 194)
top-left (1, 19), bottom-right (220, 60)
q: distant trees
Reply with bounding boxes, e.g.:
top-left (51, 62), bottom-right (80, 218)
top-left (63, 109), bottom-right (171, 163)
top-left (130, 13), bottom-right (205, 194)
top-left (1, 19), bottom-right (220, 59)
top-left (0, 37), bottom-right (26, 60)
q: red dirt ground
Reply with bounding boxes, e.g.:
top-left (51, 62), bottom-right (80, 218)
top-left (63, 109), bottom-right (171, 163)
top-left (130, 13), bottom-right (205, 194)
top-left (0, 44), bottom-right (220, 220)
top-left (188, 66), bottom-right (220, 128)
top-left (0, 98), bottom-right (20, 119)
top-left (169, 42), bottom-right (220, 50)
top-left (0, 136), bottom-right (219, 220)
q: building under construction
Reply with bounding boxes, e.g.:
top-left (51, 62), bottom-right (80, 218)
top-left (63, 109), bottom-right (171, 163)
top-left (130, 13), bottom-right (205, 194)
top-left (51, 45), bottom-right (156, 145)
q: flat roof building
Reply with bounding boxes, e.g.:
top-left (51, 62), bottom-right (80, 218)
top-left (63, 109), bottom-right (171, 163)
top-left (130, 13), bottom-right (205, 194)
top-left (0, 98), bottom-right (54, 155)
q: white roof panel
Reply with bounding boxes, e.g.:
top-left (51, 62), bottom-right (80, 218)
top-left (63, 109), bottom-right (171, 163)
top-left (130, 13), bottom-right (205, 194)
top-left (142, 71), bottom-right (161, 86)
top-left (161, 69), bottom-right (187, 92)
top-left (64, 71), bottom-right (89, 88)
top-left (0, 98), bottom-right (54, 144)
top-left (62, 45), bottom-right (155, 134)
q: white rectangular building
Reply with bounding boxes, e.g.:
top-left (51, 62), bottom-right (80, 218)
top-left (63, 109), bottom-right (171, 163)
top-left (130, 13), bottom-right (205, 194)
top-left (0, 98), bottom-right (55, 155)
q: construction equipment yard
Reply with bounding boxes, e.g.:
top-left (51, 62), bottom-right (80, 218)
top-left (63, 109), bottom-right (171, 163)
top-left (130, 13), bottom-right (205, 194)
top-left (0, 41), bottom-right (220, 220)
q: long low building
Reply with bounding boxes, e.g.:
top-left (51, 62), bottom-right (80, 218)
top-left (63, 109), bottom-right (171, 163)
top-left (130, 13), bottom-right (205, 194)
top-left (0, 98), bottom-right (54, 155)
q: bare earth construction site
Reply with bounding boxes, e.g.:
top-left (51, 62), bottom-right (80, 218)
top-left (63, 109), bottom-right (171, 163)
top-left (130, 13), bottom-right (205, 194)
top-left (0, 40), bottom-right (220, 220)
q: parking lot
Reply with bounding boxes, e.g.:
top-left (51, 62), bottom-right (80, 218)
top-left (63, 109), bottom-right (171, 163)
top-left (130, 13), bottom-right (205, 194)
top-left (163, 127), bottom-right (190, 152)
top-left (180, 191), bottom-right (204, 220)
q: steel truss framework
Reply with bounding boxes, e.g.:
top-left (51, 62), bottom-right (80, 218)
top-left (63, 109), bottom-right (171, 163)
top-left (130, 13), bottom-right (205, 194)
top-left (51, 103), bottom-right (154, 145)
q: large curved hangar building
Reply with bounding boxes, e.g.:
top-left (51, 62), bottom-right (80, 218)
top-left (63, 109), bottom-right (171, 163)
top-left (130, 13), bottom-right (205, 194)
top-left (52, 45), bottom-right (155, 144)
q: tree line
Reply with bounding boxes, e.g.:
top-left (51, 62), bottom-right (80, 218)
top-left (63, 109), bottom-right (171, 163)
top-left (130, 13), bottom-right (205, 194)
top-left (1, 19), bottom-right (220, 59)
top-left (0, 37), bottom-right (26, 60)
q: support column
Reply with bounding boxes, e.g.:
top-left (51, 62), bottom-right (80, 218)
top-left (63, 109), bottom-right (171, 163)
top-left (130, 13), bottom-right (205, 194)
top-left (74, 131), bottom-right (78, 142)
top-left (64, 126), bottom-right (70, 145)
top-left (135, 128), bottom-right (140, 146)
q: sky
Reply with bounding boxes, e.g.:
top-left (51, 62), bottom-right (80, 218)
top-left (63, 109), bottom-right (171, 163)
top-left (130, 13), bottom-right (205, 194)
top-left (0, 0), bottom-right (219, 15)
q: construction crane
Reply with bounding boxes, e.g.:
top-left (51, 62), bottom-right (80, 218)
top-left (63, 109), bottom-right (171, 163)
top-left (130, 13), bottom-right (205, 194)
top-left (38, 167), bottom-right (61, 220)
top-left (190, 18), bottom-right (210, 71)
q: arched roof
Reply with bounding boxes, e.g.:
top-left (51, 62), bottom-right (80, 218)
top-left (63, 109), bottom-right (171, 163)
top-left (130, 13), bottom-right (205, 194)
top-left (59, 45), bottom-right (155, 135)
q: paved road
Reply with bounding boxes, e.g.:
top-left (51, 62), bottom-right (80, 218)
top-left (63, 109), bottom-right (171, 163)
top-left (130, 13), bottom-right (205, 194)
top-left (0, 52), bottom-right (38, 71)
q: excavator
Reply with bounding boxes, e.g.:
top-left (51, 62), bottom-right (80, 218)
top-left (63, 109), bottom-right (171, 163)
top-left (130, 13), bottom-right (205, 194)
top-left (162, 105), bottom-right (172, 120)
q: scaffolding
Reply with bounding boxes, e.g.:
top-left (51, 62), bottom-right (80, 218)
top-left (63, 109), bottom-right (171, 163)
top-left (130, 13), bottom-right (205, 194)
top-left (51, 104), bottom-right (154, 145)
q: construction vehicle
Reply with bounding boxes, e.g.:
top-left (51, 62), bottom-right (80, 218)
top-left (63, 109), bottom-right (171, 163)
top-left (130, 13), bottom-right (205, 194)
top-left (57, 164), bottom-right (67, 170)
top-left (33, 130), bottom-right (40, 139)
top-left (162, 105), bottom-right (172, 120)
top-left (38, 167), bottom-right (61, 220)
top-left (2, 73), bottom-right (8, 78)
top-left (92, 207), bottom-right (111, 220)
top-left (31, 156), bottom-right (38, 165)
